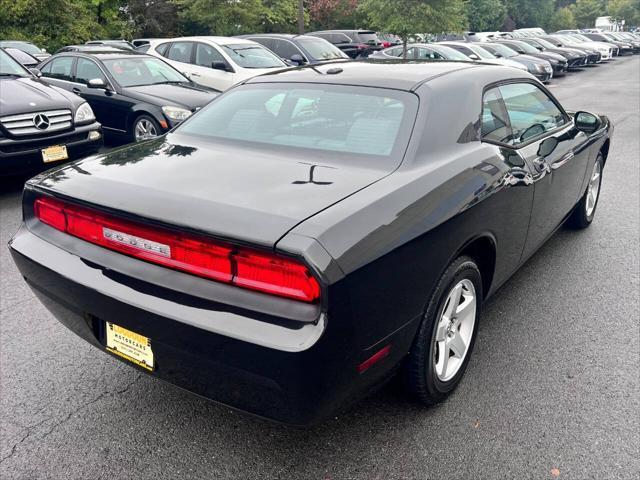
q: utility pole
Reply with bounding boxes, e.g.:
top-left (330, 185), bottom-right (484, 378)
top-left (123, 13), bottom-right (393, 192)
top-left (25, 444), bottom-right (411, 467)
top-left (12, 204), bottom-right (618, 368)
top-left (298, 0), bottom-right (304, 34)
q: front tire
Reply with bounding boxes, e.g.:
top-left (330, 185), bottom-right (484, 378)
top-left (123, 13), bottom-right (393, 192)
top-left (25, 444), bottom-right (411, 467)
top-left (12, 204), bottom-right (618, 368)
top-left (402, 256), bottom-right (482, 405)
top-left (567, 154), bottom-right (603, 229)
top-left (131, 114), bottom-right (161, 143)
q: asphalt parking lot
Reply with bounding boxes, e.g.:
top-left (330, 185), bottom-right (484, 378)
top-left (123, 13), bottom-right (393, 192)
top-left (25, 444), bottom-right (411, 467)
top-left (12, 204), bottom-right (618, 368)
top-left (1, 57), bottom-right (639, 480)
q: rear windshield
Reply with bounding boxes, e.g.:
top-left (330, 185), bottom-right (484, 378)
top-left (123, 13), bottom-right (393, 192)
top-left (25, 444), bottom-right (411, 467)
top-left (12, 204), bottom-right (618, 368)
top-left (1, 41), bottom-right (41, 55)
top-left (356, 32), bottom-right (380, 44)
top-left (175, 83), bottom-right (417, 165)
top-left (297, 37), bottom-right (348, 60)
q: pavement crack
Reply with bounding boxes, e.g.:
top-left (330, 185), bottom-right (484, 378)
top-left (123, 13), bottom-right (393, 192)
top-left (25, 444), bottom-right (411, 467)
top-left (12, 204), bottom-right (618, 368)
top-left (1, 374), bottom-right (143, 463)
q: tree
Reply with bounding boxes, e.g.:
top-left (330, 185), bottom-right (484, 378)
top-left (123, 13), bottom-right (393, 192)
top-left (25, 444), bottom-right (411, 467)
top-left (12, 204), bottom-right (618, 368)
top-left (0, 0), bottom-right (123, 52)
top-left (547, 6), bottom-right (577, 31)
top-left (607, 0), bottom-right (640, 26)
top-left (359, 0), bottom-right (467, 58)
top-left (308, 0), bottom-right (360, 30)
top-left (173, 0), bottom-right (264, 35)
top-left (125, 0), bottom-right (181, 37)
top-left (467, 0), bottom-right (506, 32)
top-left (573, 0), bottom-right (605, 28)
top-left (505, 0), bottom-right (555, 28)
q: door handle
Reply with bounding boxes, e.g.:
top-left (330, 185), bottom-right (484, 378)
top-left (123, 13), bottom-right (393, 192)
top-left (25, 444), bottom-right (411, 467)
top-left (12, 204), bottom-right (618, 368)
top-left (532, 157), bottom-right (551, 175)
top-left (190, 72), bottom-right (200, 77)
top-left (503, 169), bottom-right (534, 186)
top-left (72, 87), bottom-right (82, 94)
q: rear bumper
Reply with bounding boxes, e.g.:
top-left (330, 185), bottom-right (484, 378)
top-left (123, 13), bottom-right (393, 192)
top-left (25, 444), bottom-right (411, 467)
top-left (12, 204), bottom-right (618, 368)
top-left (0, 122), bottom-right (102, 176)
top-left (9, 225), bottom-right (419, 426)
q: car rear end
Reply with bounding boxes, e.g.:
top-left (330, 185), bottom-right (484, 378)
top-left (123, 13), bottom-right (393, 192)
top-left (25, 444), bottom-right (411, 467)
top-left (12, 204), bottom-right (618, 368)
top-left (9, 76), bottom-right (422, 425)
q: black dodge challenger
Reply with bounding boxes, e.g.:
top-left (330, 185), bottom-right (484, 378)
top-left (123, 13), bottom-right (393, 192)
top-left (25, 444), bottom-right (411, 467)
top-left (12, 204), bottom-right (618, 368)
top-left (9, 61), bottom-right (612, 425)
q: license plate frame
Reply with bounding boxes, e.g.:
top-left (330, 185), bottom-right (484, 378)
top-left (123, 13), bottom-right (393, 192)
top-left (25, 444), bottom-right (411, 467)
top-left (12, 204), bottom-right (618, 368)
top-left (105, 322), bottom-right (154, 371)
top-left (41, 145), bottom-right (68, 163)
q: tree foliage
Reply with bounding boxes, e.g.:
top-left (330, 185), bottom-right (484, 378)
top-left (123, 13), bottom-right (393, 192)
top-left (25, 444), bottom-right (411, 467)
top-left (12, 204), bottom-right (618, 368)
top-left (572, 0), bottom-right (606, 27)
top-left (547, 6), bottom-right (577, 31)
top-left (1, 0), bottom-right (623, 55)
top-left (505, 0), bottom-right (555, 28)
top-left (607, 0), bottom-right (640, 25)
top-left (467, 0), bottom-right (507, 32)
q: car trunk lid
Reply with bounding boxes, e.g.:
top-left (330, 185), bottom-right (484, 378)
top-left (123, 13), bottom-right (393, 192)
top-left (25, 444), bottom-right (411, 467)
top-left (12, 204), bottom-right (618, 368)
top-left (31, 135), bottom-right (391, 248)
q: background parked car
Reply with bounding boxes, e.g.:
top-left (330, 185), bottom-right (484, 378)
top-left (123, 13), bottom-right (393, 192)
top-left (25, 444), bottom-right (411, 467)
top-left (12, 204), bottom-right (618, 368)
top-left (38, 51), bottom-right (217, 142)
top-left (0, 40), bottom-right (50, 61)
top-left (4, 47), bottom-right (40, 68)
top-left (54, 45), bottom-right (124, 55)
top-left (307, 30), bottom-right (383, 58)
top-left (494, 39), bottom-right (568, 76)
top-left (554, 33), bottom-right (616, 59)
top-left (238, 34), bottom-right (349, 65)
top-left (520, 37), bottom-right (597, 66)
top-left (369, 43), bottom-right (472, 62)
top-left (85, 40), bottom-right (135, 51)
top-left (540, 35), bottom-right (603, 63)
top-left (583, 32), bottom-right (634, 54)
top-left (435, 41), bottom-right (530, 73)
top-left (376, 33), bottom-right (402, 48)
top-left (0, 48), bottom-right (102, 176)
top-left (146, 36), bottom-right (287, 91)
top-left (475, 42), bottom-right (554, 81)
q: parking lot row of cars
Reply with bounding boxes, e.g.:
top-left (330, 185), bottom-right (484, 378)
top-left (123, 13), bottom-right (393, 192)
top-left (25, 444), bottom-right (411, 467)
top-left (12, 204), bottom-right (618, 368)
top-left (1, 27), bottom-right (638, 177)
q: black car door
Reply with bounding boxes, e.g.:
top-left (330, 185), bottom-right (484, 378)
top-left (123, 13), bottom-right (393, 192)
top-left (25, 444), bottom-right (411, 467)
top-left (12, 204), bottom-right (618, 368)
top-left (496, 81), bottom-right (590, 258)
top-left (73, 57), bottom-right (120, 130)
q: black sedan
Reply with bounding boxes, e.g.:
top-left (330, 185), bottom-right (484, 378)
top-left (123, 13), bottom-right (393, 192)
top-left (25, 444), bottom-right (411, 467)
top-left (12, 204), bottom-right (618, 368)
top-left (494, 39), bottom-right (568, 76)
top-left (0, 48), bottom-right (102, 176)
top-left (238, 34), bottom-right (349, 65)
top-left (519, 37), bottom-right (589, 67)
top-left (37, 51), bottom-right (218, 142)
top-left (10, 61), bottom-right (612, 426)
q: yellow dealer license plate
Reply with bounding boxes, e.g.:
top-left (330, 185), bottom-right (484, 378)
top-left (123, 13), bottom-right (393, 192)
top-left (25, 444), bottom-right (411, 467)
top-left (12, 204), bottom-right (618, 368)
top-left (41, 145), bottom-right (68, 163)
top-left (106, 322), bottom-right (154, 371)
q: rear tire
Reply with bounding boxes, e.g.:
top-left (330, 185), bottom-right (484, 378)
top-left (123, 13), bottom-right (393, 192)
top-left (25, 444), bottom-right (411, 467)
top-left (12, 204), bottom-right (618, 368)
top-left (402, 256), bottom-right (482, 405)
top-left (567, 153), bottom-right (603, 229)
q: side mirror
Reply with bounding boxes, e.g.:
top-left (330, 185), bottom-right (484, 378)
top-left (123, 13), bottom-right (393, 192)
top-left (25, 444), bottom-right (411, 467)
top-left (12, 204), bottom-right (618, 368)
top-left (468, 53), bottom-right (480, 60)
top-left (574, 111), bottom-right (600, 133)
top-left (537, 136), bottom-right (559, 157)
top-left (211, 61), bottom-right (231, 72)
top-left (29, 68), bottom-right (42, 77)
top-left (88, 78), bottom-right (107, 89)
top-left (41, 48), bottom-right (47, 53)
top-left (290, 53), bottom-right (306, 65)
top-left (493, 52), bottom-right (504, 58)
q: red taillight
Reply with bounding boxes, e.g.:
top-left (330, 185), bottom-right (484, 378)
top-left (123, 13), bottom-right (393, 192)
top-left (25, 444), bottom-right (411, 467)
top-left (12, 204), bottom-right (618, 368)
top-left (33, 197), bottom-right (321, 303)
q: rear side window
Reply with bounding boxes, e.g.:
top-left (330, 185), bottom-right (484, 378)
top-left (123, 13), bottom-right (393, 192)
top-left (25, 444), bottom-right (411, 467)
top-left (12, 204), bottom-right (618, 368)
top-left (75, 58), bottom-right (106, 85)
top-left (155, 42), bottom-right (170, 56)
top-left (499, 83), bottom-right (566, 144)
top-left (167, 42), bottom-right (193, 63)
top-left (481, 88), bottom-right (512, 144)
top-left (177, 84), bottom-right (418, 164)
top-left (45, 56), bottom-right (74, 81)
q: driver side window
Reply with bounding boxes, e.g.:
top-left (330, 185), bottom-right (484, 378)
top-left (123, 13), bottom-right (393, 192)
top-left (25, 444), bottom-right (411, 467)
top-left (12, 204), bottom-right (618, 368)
top-left (499, 82), bottom-right (567, 144)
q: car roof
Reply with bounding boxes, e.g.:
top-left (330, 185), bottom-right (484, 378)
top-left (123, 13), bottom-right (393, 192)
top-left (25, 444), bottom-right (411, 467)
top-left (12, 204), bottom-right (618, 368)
top-left (245, 60), bottom-right (522, 91)
top-left (152, 36), bottom-right (258, 46)
top-left (53, 50), bottom-right (149, 60)
top-left (309, 30), bottom-right (375, 34)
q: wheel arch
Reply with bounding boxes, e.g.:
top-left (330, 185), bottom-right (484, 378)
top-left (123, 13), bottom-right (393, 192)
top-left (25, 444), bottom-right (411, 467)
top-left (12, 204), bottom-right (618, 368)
top-left (455, 234), bottom-right (497, 300)
top-left (600, 138), bottom-right (610, 165)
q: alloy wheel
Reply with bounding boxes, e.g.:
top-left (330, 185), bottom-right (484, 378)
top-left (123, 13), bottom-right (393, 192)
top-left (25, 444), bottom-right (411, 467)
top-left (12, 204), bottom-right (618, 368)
top-left (434, 279), bottom-right (477, 382)
top-left (134, 118), bottom-right (158, 142)
top-left (585, 160), bottom-right (602, 217)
